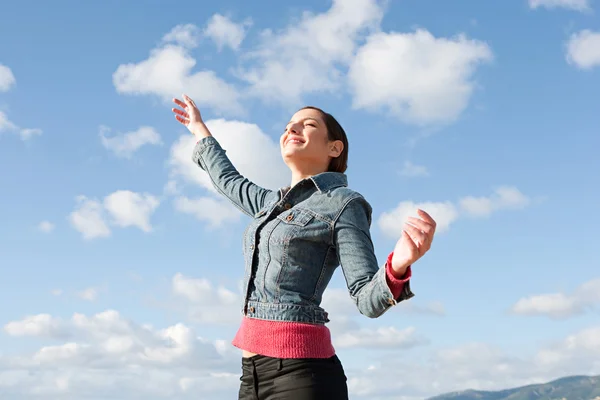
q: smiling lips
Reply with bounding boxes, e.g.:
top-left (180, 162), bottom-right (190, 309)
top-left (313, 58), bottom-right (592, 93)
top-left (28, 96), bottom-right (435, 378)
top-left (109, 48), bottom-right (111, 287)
top-left (285, 137), bottom-right (305, 146)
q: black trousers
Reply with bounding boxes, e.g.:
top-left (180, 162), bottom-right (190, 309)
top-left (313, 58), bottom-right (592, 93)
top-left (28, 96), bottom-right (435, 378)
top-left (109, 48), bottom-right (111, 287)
top-left (238, 354), bottom-right (349, 400)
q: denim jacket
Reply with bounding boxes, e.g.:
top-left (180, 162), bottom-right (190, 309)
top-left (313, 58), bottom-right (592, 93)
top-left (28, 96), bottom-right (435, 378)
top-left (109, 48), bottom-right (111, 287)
top-left (192, 136), bottom-right (414, 324)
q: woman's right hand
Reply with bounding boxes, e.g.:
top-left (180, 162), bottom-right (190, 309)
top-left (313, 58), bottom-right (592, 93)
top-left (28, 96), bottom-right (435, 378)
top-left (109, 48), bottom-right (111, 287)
top-left (172, 94), bottom-right (210, 139)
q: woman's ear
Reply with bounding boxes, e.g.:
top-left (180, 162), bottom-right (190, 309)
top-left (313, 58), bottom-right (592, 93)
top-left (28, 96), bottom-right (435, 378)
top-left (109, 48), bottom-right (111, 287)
top-left (329, 140), bottom-right (344, 158)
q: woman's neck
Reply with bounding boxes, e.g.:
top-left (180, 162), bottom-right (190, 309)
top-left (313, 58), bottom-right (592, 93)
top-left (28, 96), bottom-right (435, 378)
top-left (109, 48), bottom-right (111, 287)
top-left (289, 166), bottom-right (327, 188)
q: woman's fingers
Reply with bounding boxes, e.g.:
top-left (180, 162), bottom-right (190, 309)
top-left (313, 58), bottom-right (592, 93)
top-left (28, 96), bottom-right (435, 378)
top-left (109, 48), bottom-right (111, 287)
top-left (173, 98), bottom-right (187, 109)
top-left (406, 216), bottom-right (433, 234)
top-left (172, 108), bottom-right (189, 118)
top-left (183, 94), bottom-right (197, 108)
top-left (175, 115), bottom-right (189, 125)
top-left (417, 209), bottom-right (436, 229)
top-left (404, 223), bottom-right (426, 248)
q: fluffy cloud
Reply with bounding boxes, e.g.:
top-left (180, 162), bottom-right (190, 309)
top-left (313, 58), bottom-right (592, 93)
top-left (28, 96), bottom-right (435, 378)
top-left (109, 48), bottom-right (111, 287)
top-left (378, 201), bottom-right (459, 237)
top-left (377, 186), bottom-right (530, 238)
top-left (566, 30), bottom-right (600, 70)
top-left (4, 308), bottom-right (600, 399)
top-left (1, 310), bottom-right (240, 399)
top-left (529, 0), bottom-right (590, 11)
top-left (68, 196), bottom-right (111, 240)
top-left (336, 326), bottom-right (428, 349)
top-left (104, 191), bottom-right (160, 233)
top-left (173, 196), bottom-right (241, 228)
top-left (168, 119), bottom-right (288, 193)
top-left (68, 191), bottom-right (160, 239)
top-left (113, 25), bottom-right (242, 115)
top-left (76, 287), bottom-right (100, 302)
top-left (0, 63), bottom-right (16, 92)
top-left (321, 288), bottom-right (438, 350)
top-left (172, 273), bottom-right (240, 325)
top-left (204, 14), bottom-right (251, 51)
top-left (99, 125), bottom-right (162, 158)
top-left (37, 221), bottom-right (55, 233)
top-left (4, 314), bottom-right (69, 339)
top-left (510, 278), bottom-right (600, 319)
top-left (162, 24), bottom-right (201, 48)
top-left (344, 327), bottom-right (600, 399)
top-left (0, 111), bottom-right (43, 140)
top-left (459, 186), bottom-right (530, 217)
top-left (399, 161), bottom-right (429, 178)
top-left (237, 0), bottom-right (383, 104)
top-left (167, 119), bottom-right (289, 227)
top-left (348, 29), bottom-right (492, 125)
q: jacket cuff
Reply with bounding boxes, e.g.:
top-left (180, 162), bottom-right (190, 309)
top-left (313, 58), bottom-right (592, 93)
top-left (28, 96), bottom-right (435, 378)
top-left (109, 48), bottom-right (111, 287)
top-left (384, 252), bottom-right (413, 301)
top-left (192, 136), bottom-right (221, 169)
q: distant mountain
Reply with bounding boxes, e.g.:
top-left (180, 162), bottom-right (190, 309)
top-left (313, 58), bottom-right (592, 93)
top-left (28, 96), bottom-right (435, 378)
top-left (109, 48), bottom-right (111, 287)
top-left (428, 375), bottom-right (600, 400)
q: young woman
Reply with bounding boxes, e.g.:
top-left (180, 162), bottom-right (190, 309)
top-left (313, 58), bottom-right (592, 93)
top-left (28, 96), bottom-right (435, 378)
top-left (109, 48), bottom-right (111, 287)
top-left (172, 94), bottom-right (437, 400)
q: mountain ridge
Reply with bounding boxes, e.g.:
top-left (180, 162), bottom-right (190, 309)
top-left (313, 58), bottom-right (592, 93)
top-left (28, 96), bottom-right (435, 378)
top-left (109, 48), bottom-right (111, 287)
top-left (427, 374), bottom-right (600, 400)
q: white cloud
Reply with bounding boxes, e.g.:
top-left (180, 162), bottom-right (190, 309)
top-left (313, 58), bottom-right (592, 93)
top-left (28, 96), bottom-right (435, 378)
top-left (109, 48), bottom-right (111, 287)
top-left (3, 297), bottom-right (600, 399)
top-left (0, 111), bottom-right (43, 140)
top-left (345, 328), bottom-right (600, 399)
top-left (77, 287), bottom-right (99, 302)
top-left (204, 14), bottom-right (251, 51)
top-left (99, 125), bottom-right (162, 158)
top-left (113, 30), bottom-right (243, 115)
top-left (104, 191), bottom-right (160, 233)
top-left (378, 201), bottom-right (459, 238)
top-left (511, 278), bottom-right (600, 319)
top-left (237, 0), bottom-right (383, 104)
top-left (0, 63), bottom-right (16, 92)
top-left (529, 0), bottom-right (590, 11)
top-left (321, 288), bottom-right (439, 351)
top-left (378, 186), bottom-right (531, 238)
top-left (566, 30), bottom-right (600, 70)
top-left (172, 273), bottom-right (240, 325)
top-left (167, 119), bottom-right (288, 226)
top-left (1, 310), bottom-right (240, 398)
top-left (37, 221), bottom-right (55, 233)
top-left (162, 24), bottom-right (201, 48)
top-left (0, 110), bottom-right (17, 131)
top-left (68, 196), bottom-right (111, 240)
top-left (68, 191), bottom-right (160, 239)
top-left (397, 300), bottom-right (446, 316)
top-left (459, 186), bottom-right (530, 217)
top-left (170, 119), bottom-right (288, 191)
top-left (336, 326), bottom-right (428, 349)
top-left (399, 161), bottom-right (429, 178)
top-left (4, 314), bottom-right (68, 339)
top-left (348, 29), bottom-right (493, 125)
top-left (173, 196), bottom-right (240, 228)
top-left (51, 289), bottom-right (63, 296)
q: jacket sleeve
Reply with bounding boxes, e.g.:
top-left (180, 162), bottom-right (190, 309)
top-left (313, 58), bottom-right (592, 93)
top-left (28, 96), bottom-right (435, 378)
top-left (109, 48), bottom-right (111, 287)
top-left (192, 136), bottom-right (276, 217)
top-left (333, 195), bottom-right (414, 318)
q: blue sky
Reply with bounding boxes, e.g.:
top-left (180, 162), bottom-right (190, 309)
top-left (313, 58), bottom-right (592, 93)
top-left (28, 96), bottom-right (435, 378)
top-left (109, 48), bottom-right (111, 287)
top-left (1, 0), bottom-right (599, 398)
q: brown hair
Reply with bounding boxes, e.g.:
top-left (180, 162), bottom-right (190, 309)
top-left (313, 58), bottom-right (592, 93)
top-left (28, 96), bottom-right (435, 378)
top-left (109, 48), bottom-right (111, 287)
top-left (300, 106), bottom-right (349, 173)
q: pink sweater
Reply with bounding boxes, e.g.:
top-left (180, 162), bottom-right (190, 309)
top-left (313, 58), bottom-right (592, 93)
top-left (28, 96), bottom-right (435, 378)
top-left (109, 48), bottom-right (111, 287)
top-left (232, 252), bottom-right (411, 358)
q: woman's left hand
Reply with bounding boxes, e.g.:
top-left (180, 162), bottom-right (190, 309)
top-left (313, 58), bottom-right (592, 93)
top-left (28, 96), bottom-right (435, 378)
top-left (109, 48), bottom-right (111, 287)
top-left (390, 209), bottom-right (437, 276)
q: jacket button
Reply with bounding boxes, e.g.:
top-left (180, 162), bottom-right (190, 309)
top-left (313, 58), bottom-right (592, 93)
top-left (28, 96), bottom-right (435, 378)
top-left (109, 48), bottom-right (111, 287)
top-left (284, 203), bottom-right (292, 210)
top-left (249, 306), bottom-right (255, 313)
top-left (286, 214), bottom-right (294, 221)
top-left (388, 298), bottom-right (396, 306)
top-left (249, 244), bottom-right (254, 250)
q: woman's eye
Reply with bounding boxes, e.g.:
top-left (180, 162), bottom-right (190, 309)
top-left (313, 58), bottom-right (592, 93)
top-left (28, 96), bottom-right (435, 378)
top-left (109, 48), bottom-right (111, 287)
top-left (306, 123), bottom-right (316, 127)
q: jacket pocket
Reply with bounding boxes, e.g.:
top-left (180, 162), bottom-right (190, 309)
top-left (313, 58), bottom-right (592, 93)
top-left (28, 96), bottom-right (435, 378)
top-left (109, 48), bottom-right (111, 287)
top-left (276, 209), bottom-right (315, 226)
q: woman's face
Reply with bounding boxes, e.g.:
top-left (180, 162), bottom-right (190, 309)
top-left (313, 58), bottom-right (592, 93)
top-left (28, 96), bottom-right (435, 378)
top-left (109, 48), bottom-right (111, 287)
top-left (280, 108), bottom-right (340, 170)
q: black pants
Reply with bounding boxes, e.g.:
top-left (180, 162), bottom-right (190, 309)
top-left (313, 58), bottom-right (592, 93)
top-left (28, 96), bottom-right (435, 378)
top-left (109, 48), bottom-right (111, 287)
top-left (238, 354), bottom-right (349, 400)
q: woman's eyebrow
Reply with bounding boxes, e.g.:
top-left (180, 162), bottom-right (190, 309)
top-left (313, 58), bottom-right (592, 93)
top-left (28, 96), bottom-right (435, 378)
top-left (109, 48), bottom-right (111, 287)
top-left (285, 117), bottom-right (320, 127)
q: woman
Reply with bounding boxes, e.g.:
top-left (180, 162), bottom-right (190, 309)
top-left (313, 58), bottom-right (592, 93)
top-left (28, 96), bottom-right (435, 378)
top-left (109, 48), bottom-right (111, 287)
top-left (172, 94), bottom-right (436, 400)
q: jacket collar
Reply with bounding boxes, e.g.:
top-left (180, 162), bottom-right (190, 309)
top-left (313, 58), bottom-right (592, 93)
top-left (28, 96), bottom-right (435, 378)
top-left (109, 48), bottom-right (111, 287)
top-left (278, 172), bottom-right (348, 198)
top-left (309, 172), bottom-right (348, 193)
